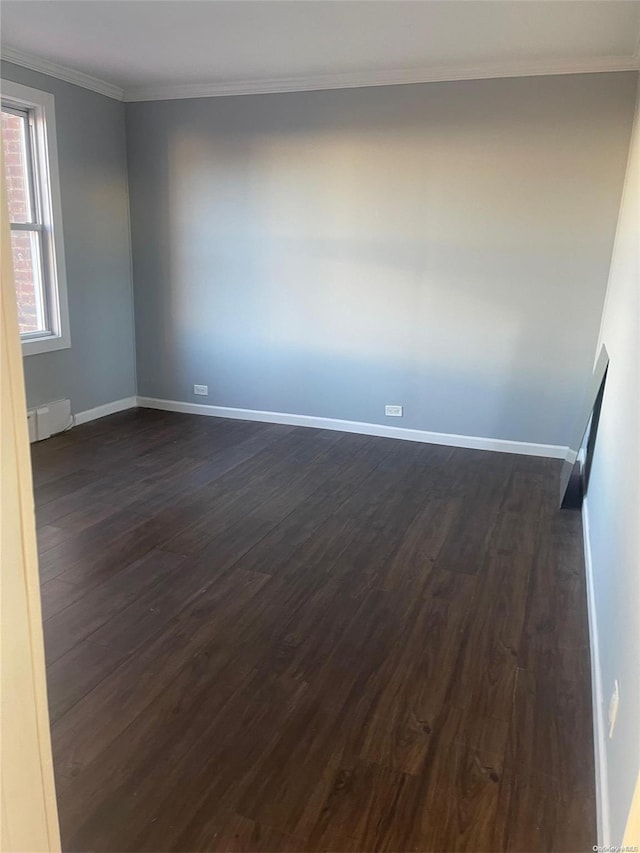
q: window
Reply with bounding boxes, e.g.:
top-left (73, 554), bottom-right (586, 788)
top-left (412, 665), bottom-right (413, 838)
top-left (1, 80), bottom-right (69, 355)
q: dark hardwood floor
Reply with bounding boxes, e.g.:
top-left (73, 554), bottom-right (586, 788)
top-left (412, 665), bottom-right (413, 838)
top-left (32, 408), bottom-right (596, 852)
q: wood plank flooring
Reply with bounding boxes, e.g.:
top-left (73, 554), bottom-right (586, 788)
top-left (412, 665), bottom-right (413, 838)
top-left (32, 409), bottom-right (596, 852)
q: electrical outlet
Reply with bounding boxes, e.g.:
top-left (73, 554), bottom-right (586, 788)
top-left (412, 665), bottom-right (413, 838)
top-left (193, 385), bottom-right (208, 396)
top-left (608, 680), bottom-right (619, 739)
top-left (385, 405), bottom-right (403, 417)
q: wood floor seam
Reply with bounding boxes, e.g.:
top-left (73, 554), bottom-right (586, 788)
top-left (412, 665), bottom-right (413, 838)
top-left (33, 410), bottom-right (595, 852)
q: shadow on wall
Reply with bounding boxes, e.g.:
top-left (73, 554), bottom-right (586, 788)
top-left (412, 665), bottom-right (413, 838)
top-left (130, 78), bottom-right (630, 448)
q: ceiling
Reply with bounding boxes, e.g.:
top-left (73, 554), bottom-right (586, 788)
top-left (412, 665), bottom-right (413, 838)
top-left (1, 0), bottom-right (639, 102)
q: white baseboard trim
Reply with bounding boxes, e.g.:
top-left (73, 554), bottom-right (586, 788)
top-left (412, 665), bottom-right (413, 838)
top-left (74, 396), bottom-right (138, 426)
top-left (582, 498), bottom-right (610, 845)
top-left (135, 396), bottom-right (567, 459)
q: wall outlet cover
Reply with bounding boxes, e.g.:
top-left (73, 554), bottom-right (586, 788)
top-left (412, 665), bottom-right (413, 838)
top-left (385, 405), bottom-right (403, 417)
top-left (193, 385), bottom-right (208, 396)
top-left (608, 679), bottom-right (620, 739)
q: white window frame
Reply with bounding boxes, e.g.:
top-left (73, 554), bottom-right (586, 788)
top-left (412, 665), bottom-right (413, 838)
top-left (2, 79), bottom-right (70, 356)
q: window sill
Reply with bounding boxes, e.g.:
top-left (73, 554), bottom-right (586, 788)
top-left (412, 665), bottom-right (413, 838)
top-left (22, 334), bottom-right (71, 357)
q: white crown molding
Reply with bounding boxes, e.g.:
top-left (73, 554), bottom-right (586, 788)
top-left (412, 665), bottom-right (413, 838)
top-left (123, 54), bottom-right (640, 102)
top-left (2, 43), bottom-right (638, 104)
top-left (1, 46), bottom-right (124, 101)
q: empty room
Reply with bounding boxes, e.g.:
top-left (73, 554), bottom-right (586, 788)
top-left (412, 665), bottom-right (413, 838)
top-left (1, 1), bottom-right (639, 851)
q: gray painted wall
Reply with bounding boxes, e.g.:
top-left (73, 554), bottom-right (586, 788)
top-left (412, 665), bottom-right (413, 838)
top-left (587, 76), bottom-right (639, 843)
top-left (126, 72), bottom-right (636, 446)
top-left (1, 61), bottom-right (136, 414)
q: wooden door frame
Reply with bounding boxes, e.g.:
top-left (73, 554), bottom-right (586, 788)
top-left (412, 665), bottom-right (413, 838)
top-left (1, 150), bottom-right (60, 851)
